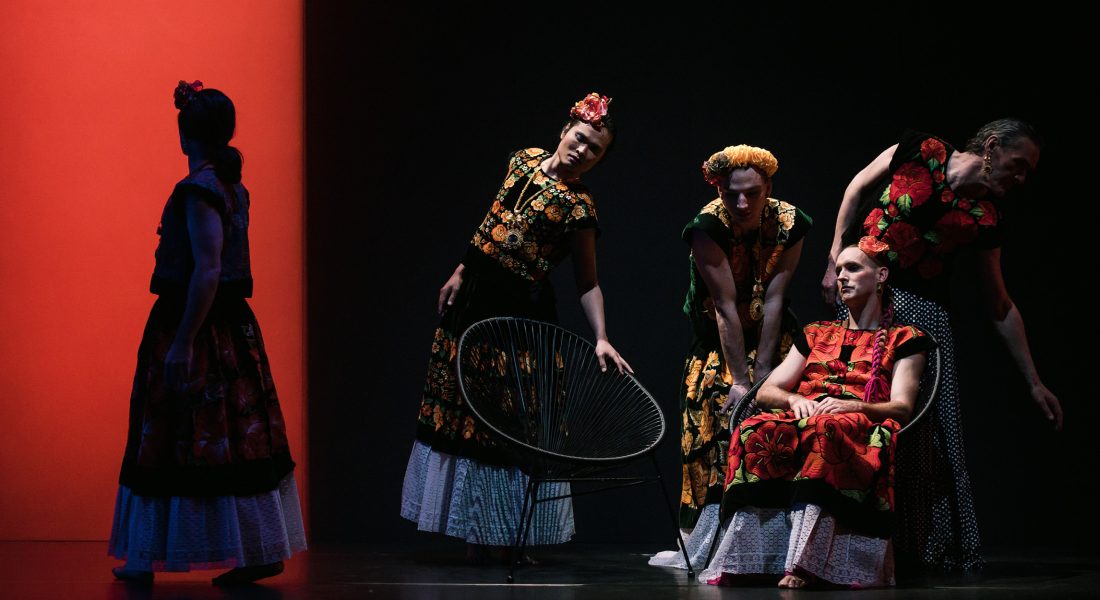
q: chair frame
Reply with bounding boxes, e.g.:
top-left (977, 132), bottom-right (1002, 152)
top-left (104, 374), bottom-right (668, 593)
top-left (456, 317), bottom-right (694, 583)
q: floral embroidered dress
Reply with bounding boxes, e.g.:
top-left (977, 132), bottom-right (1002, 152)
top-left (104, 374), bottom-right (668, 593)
top-left (697, 321), bottom-right (934, 588)
top-left (843, 131), bottom-right (1003, 306)
top-left (413, 147), bottom-right (598, 464)
top-left (677, 198), bottom-right (812, 528)
top-left (722, 321), bottom-right (934, 534)
top-left (401, 148), bottom-right (598, 546)
top-left (839, 131), bottom-right (995, 571)
top-left (110, 165), bottom-right (305, 572)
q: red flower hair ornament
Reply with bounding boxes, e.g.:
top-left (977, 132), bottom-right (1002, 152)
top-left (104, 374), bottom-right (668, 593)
top-left (569, 92), bottom-right (612, 129)
top-left (858, 235), bottom-right (890, 260)
top-left (174, 80), bottom-right (204, 110)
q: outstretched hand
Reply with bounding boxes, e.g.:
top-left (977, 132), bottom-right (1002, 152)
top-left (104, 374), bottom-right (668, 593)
top-left (595, 339), bottom-right (633, 375)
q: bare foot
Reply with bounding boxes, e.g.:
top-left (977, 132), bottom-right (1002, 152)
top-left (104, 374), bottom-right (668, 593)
top-left (778, 574), bottom-right (808, 588)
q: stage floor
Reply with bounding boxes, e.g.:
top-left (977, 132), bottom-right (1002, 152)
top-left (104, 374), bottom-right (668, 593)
top-left (2, 540), bottom-right (1097, 599)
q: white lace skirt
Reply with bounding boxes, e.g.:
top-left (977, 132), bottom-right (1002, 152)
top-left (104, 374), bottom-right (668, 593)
top-left (400, 440), bottom-right (575, 546)
top-left (700, 503), bottom-right (894, 587)
top-left (108, 473), bottom-right (306, 572)
top-left (648, 503), bottom-right (720, 570)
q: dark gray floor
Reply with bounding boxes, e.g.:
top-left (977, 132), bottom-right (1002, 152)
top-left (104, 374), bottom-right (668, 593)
top-left (2, 540), bottom-right (1098, 599)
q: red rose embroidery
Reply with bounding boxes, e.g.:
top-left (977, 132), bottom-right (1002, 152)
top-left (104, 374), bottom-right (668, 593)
top-left (881, 221), bottom-right (926, 267)
top-left (933, 169), bottom-right (945, 184)
top-left (920, 138), bottom-right (947, 164)
top-left (941, 188), bottom-right (955, 204)
top-left (863, 208), bottom-right (886, 235)
top-left (890, 163), bottom-right (934, 208)
top-left (743, 420), bottom-right (800, 480)
top-left (826, 359), bottom-right (847, 374)
top-left (977, 200), bottom-right (998, 227)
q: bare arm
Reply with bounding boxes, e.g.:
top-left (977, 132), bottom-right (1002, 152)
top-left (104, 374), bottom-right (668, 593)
top-left (165, 192), bottom-right (223, 393)
top-left (822, 144), bottom-right (897, 304)
top-left (690, 230), bottom-right (751, 407)
top-left (976, 248), bottom-right (1062, 430)
top-left (754, 239), bottom-right (804, 380)
top-left (571, 228), bottom-right (632, 374)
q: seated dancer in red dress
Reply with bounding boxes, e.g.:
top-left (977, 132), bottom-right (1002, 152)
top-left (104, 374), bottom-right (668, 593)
top-left (700, 237), bottom-right (934, 589)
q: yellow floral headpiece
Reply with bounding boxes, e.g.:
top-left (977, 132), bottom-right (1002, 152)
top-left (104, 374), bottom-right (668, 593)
top-left (701, 145), bottom-right (779, 185)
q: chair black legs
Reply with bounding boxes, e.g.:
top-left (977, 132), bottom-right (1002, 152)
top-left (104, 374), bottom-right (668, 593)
top-left (508, 478), bottom-right (540, 583)
top-left (652, 455), bottom-right (695, 579)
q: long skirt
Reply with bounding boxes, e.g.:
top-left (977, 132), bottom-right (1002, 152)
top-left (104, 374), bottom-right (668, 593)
top-left (112, 293), bottom-right (303, 570)
top-left (840, 288), bottom-right (981, 572)
top-left (401, 250), bottom-right (574, 545)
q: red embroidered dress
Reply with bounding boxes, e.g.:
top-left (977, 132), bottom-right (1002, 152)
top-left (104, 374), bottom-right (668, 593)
top-left (721, 321), bottom-right (935, 536)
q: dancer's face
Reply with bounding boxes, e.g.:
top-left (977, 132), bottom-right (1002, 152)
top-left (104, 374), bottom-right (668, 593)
top-left (982, 136), bottom-right (1040, 198)
top-left (553, 121), bottom-right (612, 176)
top-left (835, 247), bottom-right (888, 305)
top-left (718, 168), bottom-right (771, 228)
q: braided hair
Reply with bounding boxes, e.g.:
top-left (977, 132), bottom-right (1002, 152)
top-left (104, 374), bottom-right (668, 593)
top-left (863, 286), bottom-right (895, 404)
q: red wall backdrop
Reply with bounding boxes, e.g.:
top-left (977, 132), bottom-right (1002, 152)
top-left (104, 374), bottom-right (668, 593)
top-left (0, 1), bottom-right (305, 540)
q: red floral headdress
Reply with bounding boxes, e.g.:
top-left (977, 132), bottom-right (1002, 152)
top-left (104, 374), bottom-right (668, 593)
top-left (858, 235), bottom-right (890, 260)
top-left (174, 80), bottom-right (204, 110)
top-left (569, 92), bottom-right (612, 130)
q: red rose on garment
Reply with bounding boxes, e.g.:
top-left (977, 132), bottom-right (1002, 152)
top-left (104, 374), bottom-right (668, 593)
top-left (917, 254), bottom-right (944, 279)
top-left (863, 208), bottom-right (887, 235)
top-left (920, 138), bottom-right (947, 164)
top-left (977, 200), bottom-right (999, 227)
top-left (881, 221), bottom-right (926, 267)
top-left (810, 327), bottom-right (844, 362)
top-left (933, 169), bottom-right (945, 184)
top-left (800, 414), bottom-right (878, 490)
top-left (890, 163), bottom-right (934, 208)
top-left (957, 198), bottom-right (971, 210)
top-left (940, 188), bottom-right (955, 204)
top-left (826, 359), bottom-right (847, 375)
top-left (743, 420), bottom-right (801, 480)
top-left (886, 203), bottom-right (899, 217)
top-left (933, 210), bottom-right (979, 254)
top-left (825, 383), bottom-right (844, 397)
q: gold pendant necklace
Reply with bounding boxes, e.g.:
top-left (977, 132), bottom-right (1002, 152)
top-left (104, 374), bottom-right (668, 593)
top-left (501, 167), bottom-right (546, 250)
top-left (747, 206), bottom-right (767, 322)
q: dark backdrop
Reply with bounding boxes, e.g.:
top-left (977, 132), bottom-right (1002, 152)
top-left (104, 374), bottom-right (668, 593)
top-left (305, 4), bottom-right (1090, 552)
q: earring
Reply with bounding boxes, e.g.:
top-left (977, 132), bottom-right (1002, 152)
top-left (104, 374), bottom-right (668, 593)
top-left (876, 282), bottom-right (883, 295)
top-left (982, 154), bottom-right (993, 175)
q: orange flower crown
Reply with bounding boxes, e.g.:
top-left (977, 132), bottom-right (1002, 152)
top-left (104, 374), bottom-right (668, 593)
top-left (858, 235), bottom-right (890, 259)
top-left (569, 92), bottom-right (612, 129)
top-left (702, 145), bottom-right (779, 185)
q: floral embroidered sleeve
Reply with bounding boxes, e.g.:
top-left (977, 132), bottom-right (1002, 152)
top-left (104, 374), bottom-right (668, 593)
top-left (681, 200), bottom-right (732, 253)
top-left (891, 325), bottom-right (937, 359)
top-left (793, 322), bottom-right (821, 357)
top-left (561, 188), bottom-right (600, 234)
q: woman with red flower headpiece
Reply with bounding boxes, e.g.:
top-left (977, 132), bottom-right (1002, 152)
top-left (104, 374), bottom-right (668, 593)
top-left (698, 240), bottom-right (935, 589)
top-left (108, 81), bottom-right (305, 585)
top-left (650, 145), bottom-right (812, 570)
top-left (400, 93), bottom-right (632, 561)
top-left (819, 121), bottom-right (1062, 573)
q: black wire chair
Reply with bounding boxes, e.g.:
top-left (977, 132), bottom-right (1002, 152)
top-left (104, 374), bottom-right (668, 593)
top-left (456, 317), bottom-right (692, 583)
top-left (706, 329), bottom-right (942, 565)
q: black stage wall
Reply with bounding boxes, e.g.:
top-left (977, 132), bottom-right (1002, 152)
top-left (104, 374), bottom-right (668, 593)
top-left (305, 4), bottom-right (1090, 551)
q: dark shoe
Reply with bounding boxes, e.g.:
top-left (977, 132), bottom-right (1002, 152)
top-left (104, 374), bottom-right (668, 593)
top-left (211, 561), bottom-right (285, 586)
top-left (112, 566), bottom-right (153, 583)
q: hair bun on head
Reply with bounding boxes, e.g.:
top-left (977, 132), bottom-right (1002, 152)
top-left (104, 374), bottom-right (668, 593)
top-left (173, 80), bottom-right (204, 109)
